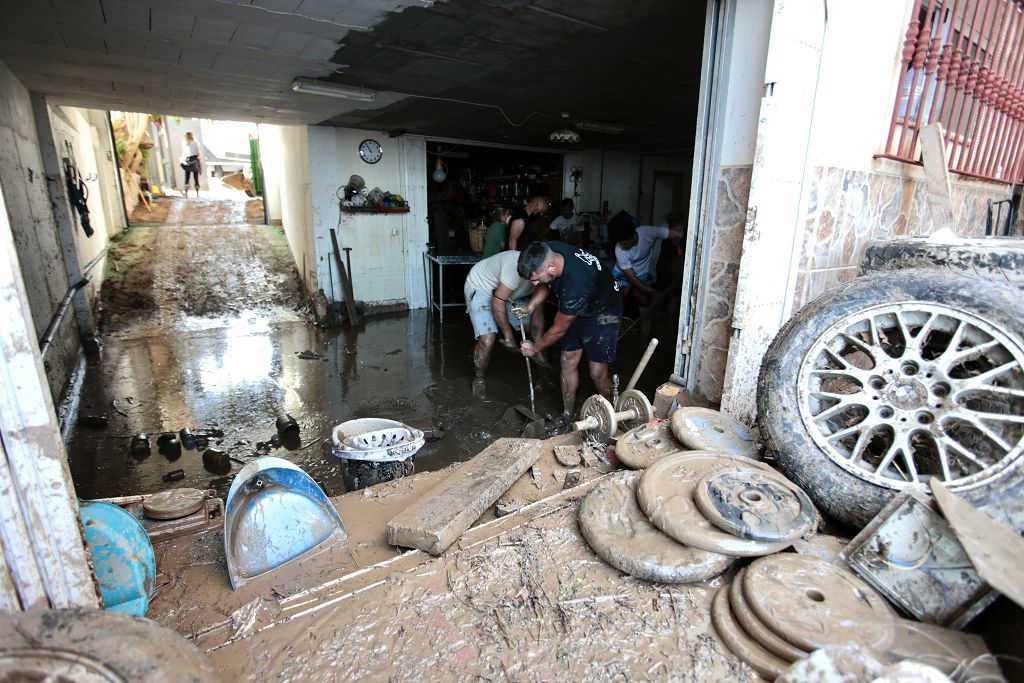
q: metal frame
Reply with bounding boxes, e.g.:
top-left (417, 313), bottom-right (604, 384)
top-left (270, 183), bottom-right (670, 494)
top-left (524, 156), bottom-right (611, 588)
top-left (675, 0), bottom-right (735, 389)
top-left (423, 252), bottom-right (481, 323)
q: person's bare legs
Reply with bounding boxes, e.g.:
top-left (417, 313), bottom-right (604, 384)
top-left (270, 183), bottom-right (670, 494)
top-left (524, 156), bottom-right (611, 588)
top-left (472, 332), bottom-right (495, 397)
top-left (560, 348), bottom-right (583, 419)
top-left (588, 361), bottom-right (612, 402)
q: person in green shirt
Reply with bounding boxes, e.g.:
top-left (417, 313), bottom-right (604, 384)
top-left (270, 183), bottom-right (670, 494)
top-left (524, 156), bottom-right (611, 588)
top-left (481, 207), bottom-right (510, 258)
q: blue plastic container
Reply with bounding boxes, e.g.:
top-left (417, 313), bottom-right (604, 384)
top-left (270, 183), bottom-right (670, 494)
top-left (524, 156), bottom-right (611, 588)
top-left (79, 499), bottom-right (156, 616)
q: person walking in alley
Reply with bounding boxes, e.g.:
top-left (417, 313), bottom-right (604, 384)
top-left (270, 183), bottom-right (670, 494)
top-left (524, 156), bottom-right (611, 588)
top-left (464, 250), bottom-right (546, 397)
top-left (180, 131), bottom-right (201, 197)
top-left (516, 241), bottom-right (622, 422)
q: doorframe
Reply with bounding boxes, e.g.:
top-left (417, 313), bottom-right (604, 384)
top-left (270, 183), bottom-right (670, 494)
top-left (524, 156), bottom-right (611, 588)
top-left (674, 0), bottom-right (735, 388)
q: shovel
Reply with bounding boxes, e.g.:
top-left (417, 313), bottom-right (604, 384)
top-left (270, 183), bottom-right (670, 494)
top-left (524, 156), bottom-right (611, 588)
top-left (517, 316), bottom-right (536, 415)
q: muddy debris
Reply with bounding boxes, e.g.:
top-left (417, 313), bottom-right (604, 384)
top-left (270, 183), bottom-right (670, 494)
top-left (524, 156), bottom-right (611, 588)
top-left (202, 448), bottom-right (231, 474)
top-left (130, 432), bottom-right (151, 457)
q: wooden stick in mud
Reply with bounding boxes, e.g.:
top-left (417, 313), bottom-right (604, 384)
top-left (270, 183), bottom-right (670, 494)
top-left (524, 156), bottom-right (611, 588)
top-left (330, 228), bottom-right (360, 325)
top-left (517, 316), bottom-right (535, 415)
top-left (625, 338), bottom-right (659, 393)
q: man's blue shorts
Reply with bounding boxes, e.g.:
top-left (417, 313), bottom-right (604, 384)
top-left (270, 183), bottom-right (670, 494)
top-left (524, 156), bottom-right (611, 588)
top-left (561, 313), bottom-right (620, 363)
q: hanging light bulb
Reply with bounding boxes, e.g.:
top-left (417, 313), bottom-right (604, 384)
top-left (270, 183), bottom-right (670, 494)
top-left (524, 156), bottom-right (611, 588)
top-left (431, 158), bottom-right (448, 183)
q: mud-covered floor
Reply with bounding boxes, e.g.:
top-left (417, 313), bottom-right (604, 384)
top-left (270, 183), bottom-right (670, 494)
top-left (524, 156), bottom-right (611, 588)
top-left (64, 193), bottom-right (678, 500)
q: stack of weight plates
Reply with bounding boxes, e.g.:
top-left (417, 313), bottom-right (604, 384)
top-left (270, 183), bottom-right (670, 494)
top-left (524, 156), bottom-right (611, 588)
top-left (579, 446), bottom-right (818, 584)
top-left (711, 554), bottom-right (895, 679)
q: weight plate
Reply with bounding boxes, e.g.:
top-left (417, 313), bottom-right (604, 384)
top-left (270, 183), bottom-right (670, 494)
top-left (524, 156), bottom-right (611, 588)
top-left (578, 394), bottom-right (616, 443)
top-left (636, 452), bottom-right (791, 557)
top-left (616, 389), bottom-right (653, 432)
top-left (142, 488), bottom-right (206, 520)
top-left (578, 471), bottom-right (733, 584)
top-left (695, 468), bottom-right (817, 543)
top-left (670, 407), bottom-right (759, 459)
top-left (616, 421), bottom-right (686, 470)
top-left (729, 568), bottom-right (807, 662)
top-left (742, 554), bottom-right (895, 653)
top-left (711, 585), bottom-right (789, 680)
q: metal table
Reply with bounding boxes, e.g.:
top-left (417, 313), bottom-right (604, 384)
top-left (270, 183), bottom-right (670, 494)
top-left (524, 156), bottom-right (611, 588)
top-left (423, 252), bottom-right (481, 322)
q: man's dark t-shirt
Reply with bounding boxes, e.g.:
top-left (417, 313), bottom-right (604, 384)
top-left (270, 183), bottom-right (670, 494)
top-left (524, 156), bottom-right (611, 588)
top-left (546, 241), bottom-right (622, 320)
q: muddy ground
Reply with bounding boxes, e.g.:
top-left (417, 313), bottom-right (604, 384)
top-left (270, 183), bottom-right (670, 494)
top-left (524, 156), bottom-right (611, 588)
top-left (66, 193), bottom-right (679, 500)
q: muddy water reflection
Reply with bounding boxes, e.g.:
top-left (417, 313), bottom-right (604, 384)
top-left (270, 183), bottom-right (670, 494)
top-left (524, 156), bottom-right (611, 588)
top-left (66, 310), bottom-right (568, 500)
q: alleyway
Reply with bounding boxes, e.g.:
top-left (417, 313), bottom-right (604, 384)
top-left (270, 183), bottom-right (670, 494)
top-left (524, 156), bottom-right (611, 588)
top-left (67, 189), bottom-right (663, 500)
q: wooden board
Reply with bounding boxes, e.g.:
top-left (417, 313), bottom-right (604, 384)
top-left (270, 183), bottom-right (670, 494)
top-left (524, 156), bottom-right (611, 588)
top-left (386, 438), bottom-right (543, 554)
top-left (932, 480), bottom-right (1024, 610)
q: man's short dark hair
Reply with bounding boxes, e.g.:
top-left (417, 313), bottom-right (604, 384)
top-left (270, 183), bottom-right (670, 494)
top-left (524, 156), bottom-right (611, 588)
top-left (517, 241), bottom-right (551, 278)
top-left (561, 198), bottom-right (574, 210)
top-left (609, 215), bottom-right (638, 245)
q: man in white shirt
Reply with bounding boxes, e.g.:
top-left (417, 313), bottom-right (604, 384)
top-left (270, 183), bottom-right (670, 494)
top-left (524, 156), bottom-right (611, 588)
top-left (548, 198), bottom-right (580, 244)
top-left (464, 251), bottom-right (546, 396)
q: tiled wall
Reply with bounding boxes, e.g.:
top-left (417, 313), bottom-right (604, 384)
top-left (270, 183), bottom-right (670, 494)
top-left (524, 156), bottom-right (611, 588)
top-left (693, 166), bottom-right (750, 405)
top-left (792, 167), bottom-right (1008, 310)
top-left (690, 164), bottom-right (1012, 406)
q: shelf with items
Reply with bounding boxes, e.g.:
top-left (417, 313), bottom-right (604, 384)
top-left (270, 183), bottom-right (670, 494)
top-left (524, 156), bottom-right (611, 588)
top-left (339, 206), bottom-right (410, 214)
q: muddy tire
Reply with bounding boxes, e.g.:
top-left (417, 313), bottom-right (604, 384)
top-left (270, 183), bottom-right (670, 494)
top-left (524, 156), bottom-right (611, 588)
top-left (0, 608), bottom-right (218, 681)
top-left (758, 268), bottom-right (1024, 529)
top-left (862, 238), bottom-right (1024, 289)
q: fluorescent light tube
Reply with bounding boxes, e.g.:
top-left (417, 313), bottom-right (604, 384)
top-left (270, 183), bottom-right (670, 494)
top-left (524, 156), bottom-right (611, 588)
top-left (291, 78), bottom-right (376, 102)
top-left (575, 120), bottom-right (624, 134)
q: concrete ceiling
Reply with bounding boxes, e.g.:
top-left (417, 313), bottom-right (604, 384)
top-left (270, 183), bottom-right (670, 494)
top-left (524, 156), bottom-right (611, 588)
top-left (0, 0), bottom-right (705, 154)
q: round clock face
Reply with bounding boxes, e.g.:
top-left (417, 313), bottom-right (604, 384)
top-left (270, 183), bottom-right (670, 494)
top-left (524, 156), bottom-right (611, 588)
top-left (359, 139), bottom-right (383, 164)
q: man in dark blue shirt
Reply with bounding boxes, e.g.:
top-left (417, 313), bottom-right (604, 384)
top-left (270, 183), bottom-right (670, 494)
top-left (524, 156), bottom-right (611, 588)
top-left (515, 241), bottom-right (622, 420)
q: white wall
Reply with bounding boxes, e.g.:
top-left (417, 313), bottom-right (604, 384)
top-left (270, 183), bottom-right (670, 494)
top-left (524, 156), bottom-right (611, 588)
top-left (0, 62), bottom-right (81, 398)
top-left (309, 126), bottom-right (421, 305)
top-left (638, 155), bottom-right (691, 224)
top-left (257, 123), bottom-right (283, 224)
top-left (720, 0), bottom-right (773, 167)
top-left (260, 124), bottom-right (316, 295)
top-left (48, 106), bottom-right (119, 304)
top-left (809, 0), bottom-right (913, 171)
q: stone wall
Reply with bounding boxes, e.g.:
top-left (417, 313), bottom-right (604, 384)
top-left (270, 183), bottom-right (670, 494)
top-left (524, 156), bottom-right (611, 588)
top-left (792, 167), bottom-right (1009, 310)
top-left (693, 166), bottom-right (750, 405)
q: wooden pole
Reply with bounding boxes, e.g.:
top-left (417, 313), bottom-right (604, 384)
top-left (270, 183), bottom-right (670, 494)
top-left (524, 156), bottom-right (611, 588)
top-left (330, 228), bottom-right (360, 325)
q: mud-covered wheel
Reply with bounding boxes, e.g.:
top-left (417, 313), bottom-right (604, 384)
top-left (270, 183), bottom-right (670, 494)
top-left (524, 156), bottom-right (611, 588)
top-left (757, 268), bottom-right (1024, 530)
top-left (0, 608), bottom-right (218, 681)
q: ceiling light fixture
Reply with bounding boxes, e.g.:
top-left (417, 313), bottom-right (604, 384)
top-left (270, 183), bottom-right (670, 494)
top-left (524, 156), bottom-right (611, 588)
top-left (549, 128), bottom-right (581, 144)
top-left (291, 77), bottom-right (376, 102)
top-left (575, 120), bottom-right (624, 134)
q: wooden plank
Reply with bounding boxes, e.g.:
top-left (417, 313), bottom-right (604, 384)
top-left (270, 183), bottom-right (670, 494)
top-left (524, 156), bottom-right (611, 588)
top-left (386, 438), bottom-right (543, 554)
top-left (0, 180), bottom-right (98, 610)
top-left (919, 123), bottom-right (955, 232)
top-left (932, 480), bottom-right (1024, 610)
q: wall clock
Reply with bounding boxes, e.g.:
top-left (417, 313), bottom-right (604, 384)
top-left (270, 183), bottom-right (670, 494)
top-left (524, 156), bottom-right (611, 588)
top-left (359, 139), bottom-right (383, 164)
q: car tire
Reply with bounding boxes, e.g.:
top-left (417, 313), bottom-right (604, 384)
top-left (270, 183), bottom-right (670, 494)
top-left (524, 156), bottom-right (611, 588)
top-left (758, 268), bottom-right (1024, 530)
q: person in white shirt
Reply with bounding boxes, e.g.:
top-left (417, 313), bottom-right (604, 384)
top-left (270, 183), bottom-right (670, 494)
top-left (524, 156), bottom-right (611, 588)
top-left (610, 214), bottom-right (684, 297)
top-left (548, 198), bottom-right (580, 244)
top-left (464, 251), bottom-right (546, 396)
top-left (180, 132), bottom-right (201, 197)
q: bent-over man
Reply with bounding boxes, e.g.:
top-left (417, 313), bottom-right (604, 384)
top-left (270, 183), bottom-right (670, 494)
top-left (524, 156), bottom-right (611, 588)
top-left (515, 241), bottom-right (622, 421)
top-left (464, 251), bottom-right (546, 396)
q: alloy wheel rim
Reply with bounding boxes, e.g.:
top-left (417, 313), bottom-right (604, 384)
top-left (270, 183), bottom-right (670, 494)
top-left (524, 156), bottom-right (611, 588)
top-left (797, 302), bottom-right (1024, 490)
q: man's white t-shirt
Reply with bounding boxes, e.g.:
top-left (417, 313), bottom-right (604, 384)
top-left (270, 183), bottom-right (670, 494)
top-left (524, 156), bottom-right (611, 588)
top-left (466, 251), bottom-right (533, 300)
top-left (614, 225), bottom-right (670, 279)
top-left (549, 213), bottom-right (580, 240)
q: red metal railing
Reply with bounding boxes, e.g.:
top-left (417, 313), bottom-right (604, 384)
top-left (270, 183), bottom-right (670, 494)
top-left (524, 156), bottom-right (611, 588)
top-left (882, 0), bottom-right (1024, 184)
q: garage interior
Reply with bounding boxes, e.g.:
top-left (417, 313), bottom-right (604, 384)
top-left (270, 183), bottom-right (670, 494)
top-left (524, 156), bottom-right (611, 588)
top-left (2, 0), bottom-right (1024, 680)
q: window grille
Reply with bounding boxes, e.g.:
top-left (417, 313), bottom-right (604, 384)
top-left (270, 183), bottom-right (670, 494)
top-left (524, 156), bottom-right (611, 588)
top-left (882, 0), bottom-right (1024, 184)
